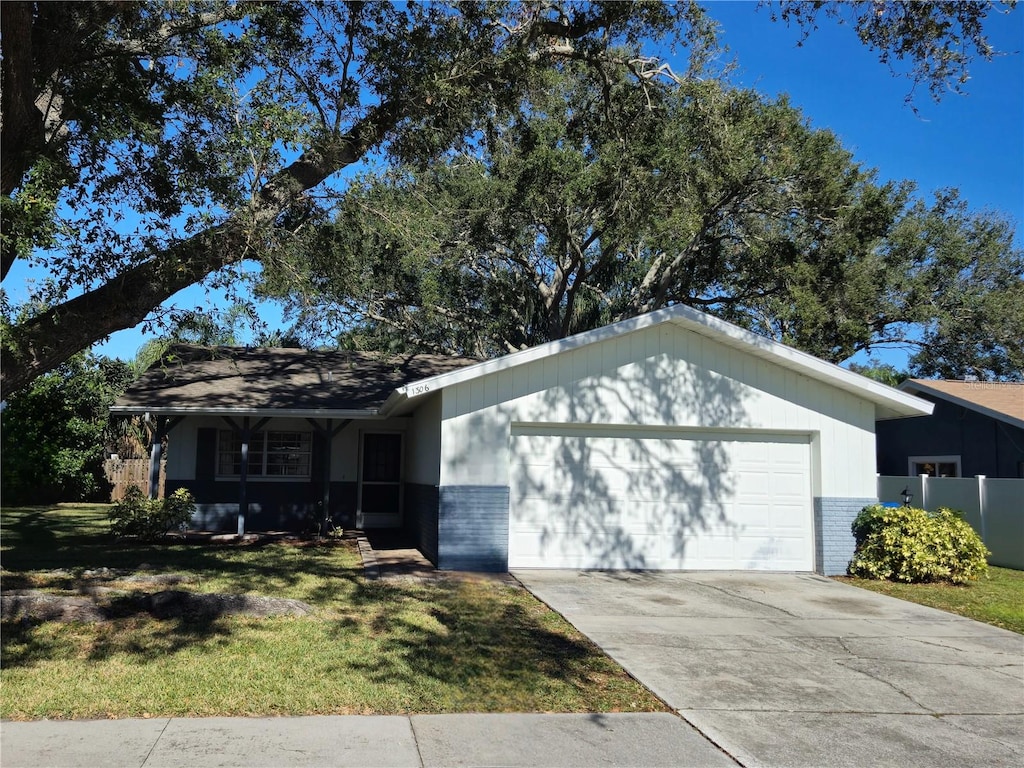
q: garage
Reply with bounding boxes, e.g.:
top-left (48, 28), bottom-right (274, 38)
top-left (379, 304), bottom-right (932, 574)
top-left (509, 427), bottom-right (813, 570)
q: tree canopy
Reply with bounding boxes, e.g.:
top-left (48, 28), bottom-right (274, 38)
top-left (765, 0), bottom-right (1018, 105)
top-left (0, 353), bottom-right (133, 503)
top-left (258, 64), bottom-right (1024, 377)
top-left (1, 0), bottom-right (1019, 393)
top-left (2, 0), bottom-right (713, 392)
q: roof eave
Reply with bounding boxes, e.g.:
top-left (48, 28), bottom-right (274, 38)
top-left (109, 405), bottom-right (384, 419)
top-left (378, 389), bottom-right (407, 417)
top-left (395, 305), bottom-right (935, 418)
top-left (897, 381), bottom-right (1024, 429)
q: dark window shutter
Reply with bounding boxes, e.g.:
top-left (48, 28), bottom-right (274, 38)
top-left (196, 428), bottom-right (216, 481)
top-left (311, 431), bottom-right (327, 482)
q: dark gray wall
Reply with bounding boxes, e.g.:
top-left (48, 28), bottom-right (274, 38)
top-left (815, 497), bottom-right (876, 576)
top-left (404, 483), bottom-right (439, 565)
top-left (437, 485), bottom-right (509, 572)
top-left (877, 396), bottom-right (1024, 478)
top-left (170, 427), bottom-right (357, 532)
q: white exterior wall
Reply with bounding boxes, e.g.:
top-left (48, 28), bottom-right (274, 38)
top-left (404, 394), bottom-right (442, 485)
top-left (438, 323), bottom-right (877, 500)
top-left (164, 414), bottom-right (409, 482)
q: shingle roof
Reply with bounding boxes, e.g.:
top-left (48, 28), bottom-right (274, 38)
top-left (900, 379), bottom-right (1024, 428)
top-left (112, 345), bottom-right (479, 415)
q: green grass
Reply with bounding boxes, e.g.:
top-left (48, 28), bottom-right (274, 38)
top-left (838, 566), bottom-right (1024, 634)
top-left (1, 504), bottom-right (666, 720)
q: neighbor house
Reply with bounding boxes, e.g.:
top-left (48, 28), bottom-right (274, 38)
top-left (876, 379), bottom-right (1024, 479)
top-left (112, 305), bottom-right (932, 575)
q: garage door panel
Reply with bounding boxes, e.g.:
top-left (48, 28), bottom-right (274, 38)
top-left (509, 430), bottom-right (813, 571)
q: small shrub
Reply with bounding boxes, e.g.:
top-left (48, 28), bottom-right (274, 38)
top-left (109, 487), bottom-right (195, 540)
top-left (849, 504), bottom-right (989, 584)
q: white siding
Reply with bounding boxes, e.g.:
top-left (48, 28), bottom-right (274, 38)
top-left (439, 323), bottom-right (877, 501)
top-left (404, 394), bottom-right (442, 485)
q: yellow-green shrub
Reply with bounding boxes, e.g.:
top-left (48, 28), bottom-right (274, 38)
top-left (109, 486), bottom-right (196, 540)
top-left (849, 504), bottom-right (989, 584)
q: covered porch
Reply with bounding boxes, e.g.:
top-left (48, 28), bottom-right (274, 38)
top-left (110, 344), bottom-right (476, 553)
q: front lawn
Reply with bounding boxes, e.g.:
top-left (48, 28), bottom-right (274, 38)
top-left (1, 504), bottom-right (665, 720)
top-left (838, 566), bottom-right (1024, 634)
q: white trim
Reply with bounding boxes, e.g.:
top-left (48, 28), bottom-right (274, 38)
top-left (381, 305), bottom-right (933, 419)
top-left (356, 429), bottom-right (405, 529)
top-left (510, 422), bottom-right (814, 443)
top-left (110, 406), bottom-right (383, 418)
top-left (214, 428), bottom-right (313, 481)
top-left (897, 380), bottom-right (1024, 430)
top-left (908, 455), bottom-right (962, 478)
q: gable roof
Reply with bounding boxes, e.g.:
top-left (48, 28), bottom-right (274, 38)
top-left (380, 304), bottom-right (933, 420)
top-left (898, 379), bottom-right (1024, 430)
top-left (112, 345), bottom-right (478, 417)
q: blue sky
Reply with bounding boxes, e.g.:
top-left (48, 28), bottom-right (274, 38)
top-left (703, 2), bottom-right (1023, 370)
top-left (10, 2), bottom-right (1024, 367)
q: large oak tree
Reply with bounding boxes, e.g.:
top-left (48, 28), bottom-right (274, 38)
top-left (259, 64), bottom-right (1023, 377)
top-left (1, 0), bottom-right (714, 392)
top-left (1, 1), bottom-right (1017, 392)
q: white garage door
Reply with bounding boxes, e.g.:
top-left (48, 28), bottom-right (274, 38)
top-left (509, 428), bottom-right (813, 571)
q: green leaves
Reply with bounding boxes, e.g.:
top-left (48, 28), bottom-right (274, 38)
top-left (109, 486), bottom-right (197, 540)
top-left (765, 1), bottom-right (1017, 105)
top-left (0, 353), bottom-right (133, 504)
top-left (2, 1), bottom-right (1019, 390)
top-left (850, 504), bottom-right (990, 584)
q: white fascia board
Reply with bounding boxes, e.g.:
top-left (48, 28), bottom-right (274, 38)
top-left (380, 309), bottom-right (672, 415)
top-left (109, 405), bottom-right (383, 419)
top-left (382, 304), bottom-right (934, 419)
top-left (897, 381), bottom-right (1024, 430)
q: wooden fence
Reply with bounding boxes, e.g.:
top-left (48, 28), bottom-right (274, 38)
top-left (104, 457), bottom-right (165, 501)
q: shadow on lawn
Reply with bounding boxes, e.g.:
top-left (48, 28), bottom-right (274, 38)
top-left (2, 506), bottom-right (616, 703)
top-left (330, 578), bottom-right (605, 702)
top-left (1, 505), bottom-right (364, 669)
top-left (1, 506), bottom-right (358, 594)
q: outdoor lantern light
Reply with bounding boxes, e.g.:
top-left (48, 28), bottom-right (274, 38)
top-left (900, 487), bottom-right (913, 506)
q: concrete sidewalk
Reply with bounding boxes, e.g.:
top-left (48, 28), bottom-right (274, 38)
top-left (0, 712), bottom-right (737, 768)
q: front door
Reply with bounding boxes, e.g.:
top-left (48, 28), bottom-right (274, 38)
top-left (358, 432), bottom-right (403, 528)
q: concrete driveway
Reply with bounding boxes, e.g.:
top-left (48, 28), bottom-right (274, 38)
top-left (515, 571), bottom-right (1024, 768)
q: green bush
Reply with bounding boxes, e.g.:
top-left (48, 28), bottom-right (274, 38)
top-left (109, 487), bottom-right (196, 540)
top-left (849, 504), bottom-right (989, 584)
top-left (0, 353), bottom-right (134, 504)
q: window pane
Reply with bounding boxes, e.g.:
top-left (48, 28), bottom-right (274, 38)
top-left (912, 461), bottom-right (958, 478)
top-left (217, 430), bottom-right (264, 476)
top-left (265, 431), bottom-right (311, 477)
top-left (218, 430), bottom-right (239, 475)
top-left (362, 434), bottom-right (401, 482)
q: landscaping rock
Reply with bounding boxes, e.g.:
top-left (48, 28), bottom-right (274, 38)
top-left (1, 589), bottom-right (313, 623)
top-left (82, 567), bottom-right (121, 580)
top-left (122, 573), bottom-right (190, 586)
top-left (146, 590), bottom-right (313, 619)
top-left (1, 593), bottom-right (106, 623)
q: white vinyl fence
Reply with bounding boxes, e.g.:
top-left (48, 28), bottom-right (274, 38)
top-left (878, 475), bottom-right (1024, 570)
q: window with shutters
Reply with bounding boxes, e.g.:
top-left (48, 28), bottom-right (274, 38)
top-left (216, 430), bottom-right (311, 479)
